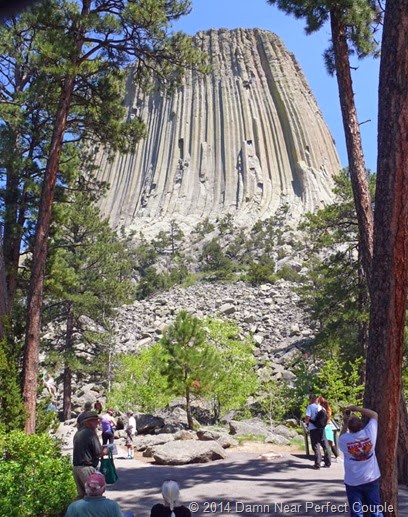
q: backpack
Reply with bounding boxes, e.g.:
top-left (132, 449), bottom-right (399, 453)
top-left (312, 408), bottom-right (328, 429)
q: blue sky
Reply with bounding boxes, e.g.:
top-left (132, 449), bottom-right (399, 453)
top-left (174, 0), bottom-right (380, 172)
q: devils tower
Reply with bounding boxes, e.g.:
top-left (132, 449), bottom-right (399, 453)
top-left (94, 28), bottom-right (340, 235)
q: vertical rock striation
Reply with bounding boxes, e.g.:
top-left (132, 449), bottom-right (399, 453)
top-left (95, 28), bottom-right (340, 234)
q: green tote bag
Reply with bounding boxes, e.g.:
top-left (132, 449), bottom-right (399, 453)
top-left (100, 449), bottom-right (118, 485)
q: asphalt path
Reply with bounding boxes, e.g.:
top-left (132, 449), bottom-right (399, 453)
top-left (101, 446), bottom-right (408, 517)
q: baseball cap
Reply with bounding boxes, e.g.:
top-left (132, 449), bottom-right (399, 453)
top-left (85, 472), bottom-right (106, 496)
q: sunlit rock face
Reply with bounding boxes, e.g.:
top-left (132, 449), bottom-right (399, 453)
top-left (94, 28), bottom-right (340, 236)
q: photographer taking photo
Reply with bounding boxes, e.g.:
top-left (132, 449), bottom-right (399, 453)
top-left (339, 405), bottom-right (383, 517)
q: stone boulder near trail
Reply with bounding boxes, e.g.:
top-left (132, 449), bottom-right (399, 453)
top-left (152, 440), bottom-right (227, 465)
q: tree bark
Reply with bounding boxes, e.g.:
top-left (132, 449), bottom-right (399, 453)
top-left (186, 387), bottom-right (193, 430)
top-left (330, 9), bottom-right (374, 292)
top-left (62, 302), bottom-right (74, 421)
top-left (364, 2), bottom-right (408, 513)
top-left (0, 232), bottom-right (9, 341)
top-left (397, 395), bottom-right (408, 484)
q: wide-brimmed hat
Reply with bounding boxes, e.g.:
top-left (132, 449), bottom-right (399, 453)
top-left (82, 411), bottom-right (100, 423)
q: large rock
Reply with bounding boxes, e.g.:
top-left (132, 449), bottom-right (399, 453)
top-left (152, 440), bottom-right (227, 465)
top-left (95, 28), bottom-right (339, 236)
top-left (133, 434), bottom-right (174, 451)
top-left (229, 418), bottom-right (270, 437)
top-left (136, 414), bottom-right (165, 434)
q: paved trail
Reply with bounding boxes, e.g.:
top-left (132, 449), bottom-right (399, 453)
top-left (97, 446), bottom-right (408, 517)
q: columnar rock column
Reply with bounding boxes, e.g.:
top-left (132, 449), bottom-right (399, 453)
top-left (95, 28), bottom-right (340, 235)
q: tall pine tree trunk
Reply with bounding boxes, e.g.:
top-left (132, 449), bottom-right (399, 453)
top-left (397, 395), bottom-right (408, 484)
top-left (22, 76), bottom-right (75, 434)
top-left (330, 8), bottom-right (374, 292)
top-left (0, 232), bottom-right (8, 341)
top-left (62, 302), bottom-right (74, 421)
top-left (21, 1), bottom-right (90, 434)
top-left (186, 387), bottom-right (193, 430)
top-left (364, 1), bottom-right (408, 512)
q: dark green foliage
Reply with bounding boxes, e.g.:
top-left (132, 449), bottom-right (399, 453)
top-left (298, 170), bottom-right (374, 363)
top-left (275, 264), bottom-right (301, 283)
top-left (286, 357), bottom-right (364, 420)
top-left (43, 186), bottom-right (135, 400)
top-left (200, 238), bottom-right (234, 276)
top-left (192, 217), bottom-right (215, 240)
top-left (134, 237), bottom-right (158, 275)
top-left (218, 213), bottom-right (236, 236)
top-left (0, 338), bottom-right (25, 431)
top-left (35, 398), bottom-right (59, 435)
top-left (267, 0), bottom-right (381, 74)
top-left (245, 261), bottom-right (276, 286)
top-left (135, 266), bottom-right (166, 300)
top-left (0, 431), bottom-right (76, 516)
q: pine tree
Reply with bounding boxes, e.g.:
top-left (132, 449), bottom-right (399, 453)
top-left (0, 0), bottom-right (208, 433)
top-left (160, 310), bottom-right (219, 429)
top-left (299, 170), bottom-right (374, 364)
top-left (204, 318), bottom-right (258, 423)
top-left (44, 184), bottom-right (135, 420)
top-left (364, 0), bottom-right (408, 506)
top-left (267, 0), bottom-right (379, 292)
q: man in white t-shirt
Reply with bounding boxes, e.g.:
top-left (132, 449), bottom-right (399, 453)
top-left (339, 405), bottom-right (383, 517)
top-left (305, 394), bottom-right (331, 469)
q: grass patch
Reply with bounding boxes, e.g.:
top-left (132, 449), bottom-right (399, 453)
top-left (236, 434), bottom-right (267, 445)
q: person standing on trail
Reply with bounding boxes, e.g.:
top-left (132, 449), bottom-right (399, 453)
top-left (101, 408), bottom-right (116, 446)
top-left (339, 406), bottom-right (383, 517)
top-left (305, 394), bottom-right (331, 469)
top-left (125, 410), bottom-right (136, 459)
top-left (317, 395), bottom-right (339, 460)
top-left (72, 411), bottom-right (105, 498)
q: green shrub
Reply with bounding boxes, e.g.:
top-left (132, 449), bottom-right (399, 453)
top-left (245, 262), bottom-right (276, 286)
top-left (0, 431), bottom-right (76, 516)
top-left (275, 264), bottom-right (301, 282)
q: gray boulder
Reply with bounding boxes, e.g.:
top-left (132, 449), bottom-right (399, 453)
top-left (265, 433), bottom-right (290, 446)
top-left (136, 414), bottom-right (165, 434)
top-left (229, 418), bottom-right (270, 437)
top-left (197, 429), bottom-right (238, 449)
top-left (133, 434), bottom-right (174, 451)
top-left (273, 424), bottom-right (298, 439)
top-left (152, 440), bottom-right (227, 465)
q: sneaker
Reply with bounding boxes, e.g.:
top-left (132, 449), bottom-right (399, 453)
top-left (313, 465), bottom-right (320, 470)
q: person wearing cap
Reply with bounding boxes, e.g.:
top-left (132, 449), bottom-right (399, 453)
top-left (125, 411), bottom-right (136, 459)
top-left (72, 411), bottom-right (106, 498)
top-left (65, 471), bottom-right (134, 517)
top-left (76, 401), bottom-right (93, 430)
